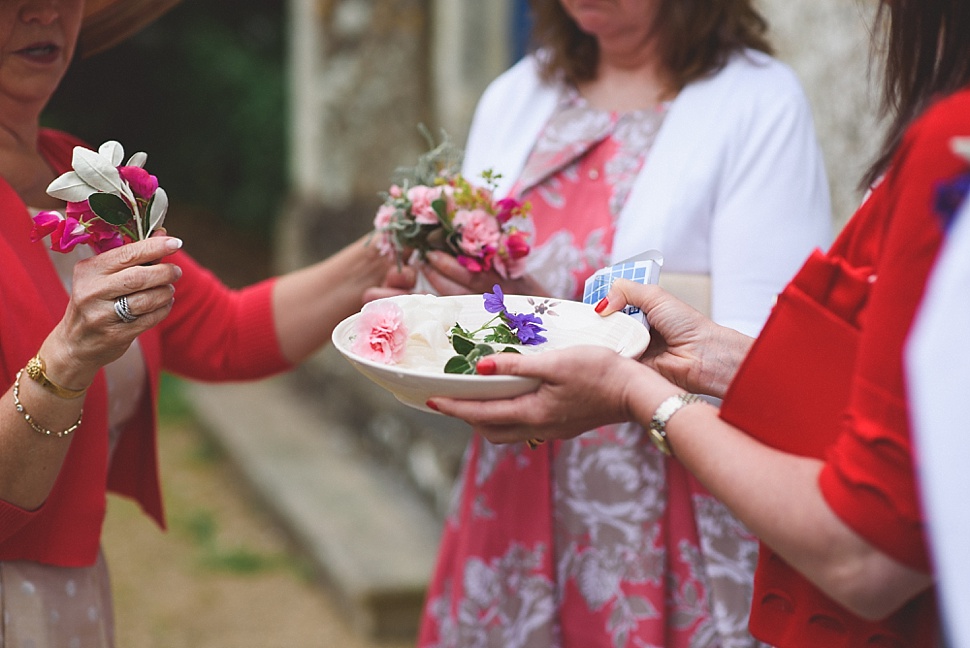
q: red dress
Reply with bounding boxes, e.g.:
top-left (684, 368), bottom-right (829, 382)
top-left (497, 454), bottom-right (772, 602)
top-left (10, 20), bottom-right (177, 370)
top-left (720, 89), bottom-right (970, 647)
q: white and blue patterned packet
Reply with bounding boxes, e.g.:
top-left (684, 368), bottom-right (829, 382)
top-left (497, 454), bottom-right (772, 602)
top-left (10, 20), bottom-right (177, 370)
top-left (582, 250), bottom-right (663, 326)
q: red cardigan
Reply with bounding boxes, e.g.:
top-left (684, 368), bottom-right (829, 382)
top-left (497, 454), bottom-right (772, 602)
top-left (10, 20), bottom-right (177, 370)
top-left (0, 130), bottom-right (292, 566)
top-left (720, 90), bottom-right (970, 646)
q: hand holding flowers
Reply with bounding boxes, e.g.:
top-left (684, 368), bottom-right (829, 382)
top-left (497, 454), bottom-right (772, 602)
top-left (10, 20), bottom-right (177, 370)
top-left (372, 130), bottom-right (533, 279)
top-left (31, 140), bottom-right (168, 254)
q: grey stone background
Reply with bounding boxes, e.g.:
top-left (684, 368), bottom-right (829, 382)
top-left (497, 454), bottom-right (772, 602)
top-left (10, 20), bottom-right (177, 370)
top-left (761, 0), bottom-right (883, 226)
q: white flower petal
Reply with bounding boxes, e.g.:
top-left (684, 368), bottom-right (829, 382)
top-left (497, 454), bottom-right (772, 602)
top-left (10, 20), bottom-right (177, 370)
top-left (98, 140), bottom-right (125, 167)
top-left (148, 187), bottom-right (168, 232)
top-left (73, 146), bottom-right (125, 195)
top-left (126, 151), bottom-right (148, 168)
top-left (46, 171), bottom-right (95, 202)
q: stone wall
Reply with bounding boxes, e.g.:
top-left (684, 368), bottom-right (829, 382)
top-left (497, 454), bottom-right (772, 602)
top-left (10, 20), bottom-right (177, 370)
top-left (758, 0), bottom-right (884, 227)
top-left (280, 0), bottom-right (432, 270)
top-left (280, 0), bottom-right (473, 519)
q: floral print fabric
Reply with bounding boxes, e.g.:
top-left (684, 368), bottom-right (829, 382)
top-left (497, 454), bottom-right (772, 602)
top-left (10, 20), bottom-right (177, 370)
top-left (418, 92), bottom-right (768, 648)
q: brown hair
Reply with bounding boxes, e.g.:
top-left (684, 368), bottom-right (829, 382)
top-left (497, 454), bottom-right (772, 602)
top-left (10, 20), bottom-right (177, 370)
top-left (863, 0), bottom-right (970, 187)
top-left (527, 0), bottom-right (773, 92)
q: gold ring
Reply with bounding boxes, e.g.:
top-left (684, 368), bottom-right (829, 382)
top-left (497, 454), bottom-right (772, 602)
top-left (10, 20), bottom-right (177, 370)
top-left (526, 438), bottom-right (546, 450)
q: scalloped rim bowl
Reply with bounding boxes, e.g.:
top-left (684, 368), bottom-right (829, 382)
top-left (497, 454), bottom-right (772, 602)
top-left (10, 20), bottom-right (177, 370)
top-left (332, 294), bottom-right (650, 414)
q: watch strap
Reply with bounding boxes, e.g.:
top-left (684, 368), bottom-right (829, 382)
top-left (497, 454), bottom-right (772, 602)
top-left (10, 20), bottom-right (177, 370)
top-left (648, 393), bottom-right (703, 456)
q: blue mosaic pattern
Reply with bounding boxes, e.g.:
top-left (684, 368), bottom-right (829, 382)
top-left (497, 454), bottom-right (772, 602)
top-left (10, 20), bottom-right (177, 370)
top-left (582, 252), bottom-right (662, 325)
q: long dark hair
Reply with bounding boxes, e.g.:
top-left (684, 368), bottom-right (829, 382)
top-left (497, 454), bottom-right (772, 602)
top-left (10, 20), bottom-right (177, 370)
top-left (864, 0), bottom-right (970, 187)
top-left (527, 0), bottom-right (772, 92)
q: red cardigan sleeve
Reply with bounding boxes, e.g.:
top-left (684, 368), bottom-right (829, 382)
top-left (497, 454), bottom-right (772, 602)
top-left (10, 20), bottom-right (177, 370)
top-left (818, 91), bottom-right (970, 571)
top-left (158, 250), bottom-right (292, 381)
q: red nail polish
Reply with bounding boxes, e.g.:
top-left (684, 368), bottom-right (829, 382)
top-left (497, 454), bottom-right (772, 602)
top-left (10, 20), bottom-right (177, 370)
top-left (476, 358), bottom-right (497, 375)
top-left (594, 297), bottom-right (609, 313)
top-left (425, 399), bottom-right (439, 411)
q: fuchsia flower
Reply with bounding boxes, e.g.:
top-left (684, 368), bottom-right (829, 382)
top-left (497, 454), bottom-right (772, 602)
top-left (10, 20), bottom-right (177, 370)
top-left (65, 199), bottom-right (96, 222)
top-left (503, 230), bottom-right (530, 260)
top-left (352, 301), bottom-right (409, 364)
top-left (494, 197), bottom-right (521, 224)
top-left (32, 203), bottom-right (126, 253)
top-left (492, 230), bottom-right (531, 279)
top-left (117, 165), bottom-right (159, 200)
top-left (29, 210), bottom-right (62, 243)
top-left (50, 216), bottom-right (92, 253)
top-left (85, 219), bottom-right (125, 252)
top-left (31, 210), bottom-right (94, 253)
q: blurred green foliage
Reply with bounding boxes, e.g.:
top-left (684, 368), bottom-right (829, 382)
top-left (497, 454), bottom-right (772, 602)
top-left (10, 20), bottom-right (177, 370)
top-left (156, 373), bottom-right (195, 425)
top-left (43, 1), bottom-right (286, 237)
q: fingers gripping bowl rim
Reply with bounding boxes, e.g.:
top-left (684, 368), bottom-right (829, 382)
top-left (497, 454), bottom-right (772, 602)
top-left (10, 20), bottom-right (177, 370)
top-left (332, 294), bottom-right (651, 414)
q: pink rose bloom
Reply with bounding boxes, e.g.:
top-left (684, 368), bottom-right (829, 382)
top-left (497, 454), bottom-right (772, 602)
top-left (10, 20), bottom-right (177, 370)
top-left (407, 185), bottom-right (444, 225)
top-left (352, 301), bottom-right (408, 364)
top-left (453, 208), bottom-right (500, 257)
top-left (389, 184), bottom-right (403, 199)
top-left (118, 166), bottom-right (159, 200)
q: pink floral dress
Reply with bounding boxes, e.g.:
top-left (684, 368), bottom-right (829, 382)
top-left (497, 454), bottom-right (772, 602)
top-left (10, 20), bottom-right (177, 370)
top-left (418, 92), bottom-right (767, 648)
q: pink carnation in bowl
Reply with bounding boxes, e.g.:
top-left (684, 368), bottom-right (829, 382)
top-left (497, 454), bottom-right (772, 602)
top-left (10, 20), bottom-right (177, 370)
top-left (351, 301), bottom-right (409, 364)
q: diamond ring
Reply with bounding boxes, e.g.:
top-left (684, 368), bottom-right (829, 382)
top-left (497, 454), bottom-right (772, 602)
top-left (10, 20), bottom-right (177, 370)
top-left (114, 295), bottom-right (138, 323)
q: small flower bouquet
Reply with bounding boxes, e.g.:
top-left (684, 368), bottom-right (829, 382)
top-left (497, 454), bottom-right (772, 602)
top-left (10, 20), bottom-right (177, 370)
top-left (372, 130), bottom-right (532, 279)
top-left (31, 140), bottom-right (168, 253)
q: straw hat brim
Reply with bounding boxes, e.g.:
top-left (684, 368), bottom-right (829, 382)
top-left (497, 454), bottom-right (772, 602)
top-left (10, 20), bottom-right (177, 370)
top-left (80, 0), bottom-right (184, 57)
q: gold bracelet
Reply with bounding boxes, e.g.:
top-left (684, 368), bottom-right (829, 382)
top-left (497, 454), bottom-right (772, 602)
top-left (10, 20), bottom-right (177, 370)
top-left (25, 355), bottom-right (87, 399)
top-left (12, 369), bottom-right (83, 438)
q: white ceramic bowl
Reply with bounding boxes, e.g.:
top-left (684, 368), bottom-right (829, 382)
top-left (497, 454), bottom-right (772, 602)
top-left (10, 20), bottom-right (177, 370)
top-left (332, 294), bottom-right (650, 413)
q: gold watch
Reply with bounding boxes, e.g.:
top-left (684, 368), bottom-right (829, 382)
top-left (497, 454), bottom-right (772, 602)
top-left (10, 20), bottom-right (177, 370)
top-left (25, 355), bottom-right (88, 399)
top-left (647, 393), bottom-right (703, 456)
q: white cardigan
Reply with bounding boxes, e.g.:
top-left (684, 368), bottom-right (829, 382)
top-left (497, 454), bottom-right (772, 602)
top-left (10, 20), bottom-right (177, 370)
top-left (462, 50), bottom-right (832, 336)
